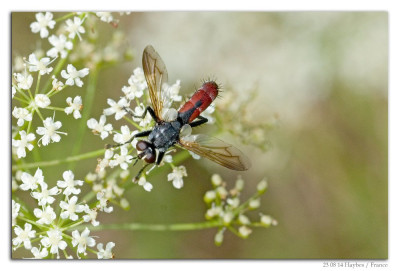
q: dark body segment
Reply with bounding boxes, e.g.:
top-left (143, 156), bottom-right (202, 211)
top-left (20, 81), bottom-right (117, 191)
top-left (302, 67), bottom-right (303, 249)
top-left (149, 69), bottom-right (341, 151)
top-left (178, 81), bottom-right (219, 124)
top-left (148, 120), bottom-right (181, 152)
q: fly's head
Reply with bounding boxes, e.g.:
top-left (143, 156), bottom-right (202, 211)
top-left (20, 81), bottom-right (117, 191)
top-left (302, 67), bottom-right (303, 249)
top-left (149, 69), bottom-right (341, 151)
top-left (136, 140), bottom-right (156, 163)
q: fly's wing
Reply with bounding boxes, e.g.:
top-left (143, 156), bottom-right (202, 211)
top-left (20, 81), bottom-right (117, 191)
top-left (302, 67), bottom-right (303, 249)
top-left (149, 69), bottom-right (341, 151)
top-left (142, 45), bottom-right (169, 121)
top-left (179, 134), bottom-right (251, 171)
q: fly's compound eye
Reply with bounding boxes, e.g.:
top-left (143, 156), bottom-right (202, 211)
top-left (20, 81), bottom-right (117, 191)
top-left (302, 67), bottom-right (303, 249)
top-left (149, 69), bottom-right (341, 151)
top-left (144, 150), bottom-right (156, 164)
top-left (136, 140), bottom-right (150, 152)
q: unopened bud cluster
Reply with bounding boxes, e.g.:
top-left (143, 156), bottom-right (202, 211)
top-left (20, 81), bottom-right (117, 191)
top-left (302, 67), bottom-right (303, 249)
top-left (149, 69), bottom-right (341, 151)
top-left (204, 174), bottom-right (277, 246)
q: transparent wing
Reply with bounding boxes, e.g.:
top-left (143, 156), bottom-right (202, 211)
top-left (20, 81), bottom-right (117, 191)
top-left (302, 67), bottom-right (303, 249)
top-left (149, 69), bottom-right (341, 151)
top-left (179, 134), bottom-right (251, 171)
top-left (142, 45), bottom-right (169, 120)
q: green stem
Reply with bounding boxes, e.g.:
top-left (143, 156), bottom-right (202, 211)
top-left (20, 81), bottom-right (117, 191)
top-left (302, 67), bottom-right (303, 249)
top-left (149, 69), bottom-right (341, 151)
top-left (12, 96), bottom-right (30, 104)
top-left (68, 68), bottom-right (99, 170)
top-left (55, 12), bottom-right (77, 22)
top-left (44, 106), bottom-right (65, 112)
top-left (123, 116), bottom-right (141, 130)
top-left (12, 148), bottom-right (105, 171)
top-left (74, 220), bottom-right (221, 232)
top-left (35, 74), bottom-right (41, 95)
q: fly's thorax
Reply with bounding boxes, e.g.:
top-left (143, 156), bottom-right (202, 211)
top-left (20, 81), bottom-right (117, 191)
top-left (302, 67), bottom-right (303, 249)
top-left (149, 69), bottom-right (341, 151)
top-left (148, 121), bottom-right (181, 149)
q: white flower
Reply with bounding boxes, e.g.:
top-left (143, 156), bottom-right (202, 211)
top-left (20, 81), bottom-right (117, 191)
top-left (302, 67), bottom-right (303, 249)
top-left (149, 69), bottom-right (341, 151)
top-left (12, 200), bottom-right (20, 226)
top-left (71, 228), bottom-right (96, 255)
top-left (202, 104), bottom-right (215, 124)
top-left (167, 165), bottom-right (187, 189)
top-left (122, 74), bottom-right (145, 100)
top-left (163, 154), bottom-right (173, 163)
top-left (19, 168), bottom-right (44, 191)
top-left (109, 146), bottom-right (133, 170)
top-left (61, 64), bottom-right (89, 87)
top-left (132, 103), bottom-right (153, 127)
top-left (12, 107), bottom-right (32, 127)
top-left (34, 94), bottom-right (51, 108)
top-left (97, 242), bottom-right (115, 259)
top-left (36, 115), bottom-right (67, 146)
top-left (65, 96), bottom-right (83, 119)
top-left (13, 223), bottom-right (36, 250)
top-left (65, 17), bottom-right (85, 40)
top-left (60, 196), bottom-right (85, 221)
top-left (31, 182), bottom-right (59, 206)
top-left (30, 12), bottom-right (55, 38)
top-left (34, 206), bottom-right (57, 225)
top-left (87, 115), bottom-right (113, 140)
top-left (96, 149), bottom-right (114, 172)
top-left (40, 228), bottom-right (67, 258)
top-left (47, 34), bottom-right (73, 58)
top-left (51, 76), bottom-right (64, 91)
top-left (96, 190), bottom-right (113, 213)
top-left (113, 125), bottom-right (137, 147)
top-left (12, 86), bottom-right (16, 98)
top-left (137, 176), bottom-right (153, 192)
top-left (12, 131), bottom-right (36, 158)
top-left (14, 72), bottom-right (33, 90)
top-left (31, 246), bottom-right (49, 259)
top-left (96, 12), bottom-right (114, 23)
top-left (57, 170), bottom-right (83, 196)
top-left (83, 207), bottom-right (99, 226)
top-left (162, 80), bottom-right (182, 108)
top-left (129, 68), bottom-right (147, 92)
top-left (26, 53), bottom-right (54, 75)
top-left (103, 97), bottom-right (129, 120)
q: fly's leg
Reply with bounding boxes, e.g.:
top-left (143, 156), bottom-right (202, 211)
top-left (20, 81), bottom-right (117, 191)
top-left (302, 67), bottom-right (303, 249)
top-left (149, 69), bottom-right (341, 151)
top-left (105, 129), bottom-right (152, 149)
top-left (123, 106), bottom-right (160, 123)
top-left (156, 151), bottom-right (165, 165)
top-left (133, 151), bottom-right (165, 181)
top-left (134, 163), bottom-right (151, 181)
top-left (189, 116), bottom-right (208, 128)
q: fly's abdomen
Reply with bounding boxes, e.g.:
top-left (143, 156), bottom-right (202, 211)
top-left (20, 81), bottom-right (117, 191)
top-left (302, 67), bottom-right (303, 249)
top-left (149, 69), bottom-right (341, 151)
top-left (178, 81), bottom-right (219, 123)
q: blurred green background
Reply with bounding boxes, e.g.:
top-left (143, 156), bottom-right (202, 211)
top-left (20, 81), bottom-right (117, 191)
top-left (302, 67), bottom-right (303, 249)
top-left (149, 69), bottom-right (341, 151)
top-left (12, 12), bottom-right (387, 259)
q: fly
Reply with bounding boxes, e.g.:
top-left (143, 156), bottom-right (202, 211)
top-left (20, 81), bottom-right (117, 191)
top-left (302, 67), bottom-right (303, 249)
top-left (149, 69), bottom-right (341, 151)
top-left (108, 45), bottom-right (251, 179)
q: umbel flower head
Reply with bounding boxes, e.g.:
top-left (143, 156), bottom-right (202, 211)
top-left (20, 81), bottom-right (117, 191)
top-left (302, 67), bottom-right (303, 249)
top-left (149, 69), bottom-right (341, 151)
top-left (12, 168), bottom-right (116, 259)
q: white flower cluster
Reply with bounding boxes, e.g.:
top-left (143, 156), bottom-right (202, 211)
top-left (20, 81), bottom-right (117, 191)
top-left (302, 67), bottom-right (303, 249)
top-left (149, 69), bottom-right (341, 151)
top-left (87, 66), bottom-right (205, 192)
top-left (12, 168), bottom-right (115, 259)
top-left (12, 12), bottom-right (92, 159)
top-left (203, 174), bottom-right (277, 246)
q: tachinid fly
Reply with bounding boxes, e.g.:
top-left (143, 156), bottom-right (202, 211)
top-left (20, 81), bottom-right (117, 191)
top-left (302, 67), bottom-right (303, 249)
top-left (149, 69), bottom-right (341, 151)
top-left (108, 45), bottom-right (251, 179)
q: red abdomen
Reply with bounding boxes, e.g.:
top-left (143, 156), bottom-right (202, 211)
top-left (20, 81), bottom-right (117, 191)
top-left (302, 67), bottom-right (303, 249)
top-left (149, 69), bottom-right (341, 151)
top-left (178, 81), bottom-right (219, 123)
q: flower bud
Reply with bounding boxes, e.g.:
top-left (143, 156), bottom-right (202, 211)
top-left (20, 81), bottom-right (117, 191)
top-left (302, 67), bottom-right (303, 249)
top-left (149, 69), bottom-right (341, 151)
top-left (222, 211), bottom-right (234, 225)
top-left (249, 198), bottom-right (261, 209)
top-left (120, 198), bottom-right (130, 210)
top-left (260, 214), bottom-right (272, 227)
top-left (214, 228), bottom-right (225, 246)
top-left (216, 186), bottom-right (228, 199)
top-left (238, 226), bottom-right (252, 238)
top-left (211, 174), bottom-right (223, 187)
top-left (257, 178), bottom-right (268, 193)
top-left (238, 214), bottom-right (250, 225)
top-left (204, 190), bottom-right (217, 203)
top-left (235, 176), bottom-right (245, 191)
